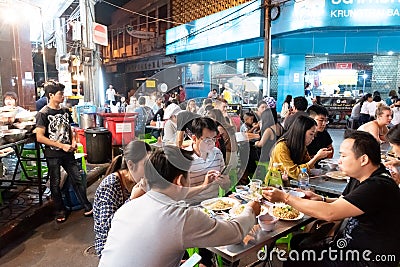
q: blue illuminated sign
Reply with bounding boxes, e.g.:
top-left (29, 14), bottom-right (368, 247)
top-left (166, 0), bottom-right (262, 55)
top-left (272, 0), bottom-right (400, 35)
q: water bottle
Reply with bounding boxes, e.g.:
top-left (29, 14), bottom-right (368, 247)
top-left (156, 114), bottom-right (161, 128)
top-left (298, 167), bottom-right (310, 190)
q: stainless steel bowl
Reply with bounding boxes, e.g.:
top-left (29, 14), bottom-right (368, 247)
top-left (0, 129), bottom-right (28, 143)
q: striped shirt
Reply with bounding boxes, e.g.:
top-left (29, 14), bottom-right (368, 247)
top-left (186, 147), bottom-right (225, 204)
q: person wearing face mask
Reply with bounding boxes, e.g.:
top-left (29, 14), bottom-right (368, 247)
top-left (186, 117), bottom-right (230, 205)
top-left (93, 140), bottom-right (151, 257)
top-left (269, 115), bottom-right (332, 179)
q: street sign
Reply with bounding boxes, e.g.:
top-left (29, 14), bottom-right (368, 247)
top-left (93, 22), bottom-right (108, 46)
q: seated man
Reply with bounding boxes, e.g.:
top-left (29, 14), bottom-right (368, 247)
top-left (306, 104), bottom-right (334, 159)
top-left (186, 117), bottom-right (231, 204)
top-left (99, 146), bottom-right (261, 267)
top-left (263, 131), bottom-right (400, 266)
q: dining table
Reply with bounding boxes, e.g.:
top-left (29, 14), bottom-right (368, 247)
top-left (289, 172), bottom-right (348, 196)
top-left (207, 212), bottom-right (314, 266)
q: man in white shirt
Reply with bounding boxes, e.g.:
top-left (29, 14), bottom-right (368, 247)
top-left (105, 85), bottom-right (116, 105)
top-left (99, 146), bottom-right (261, 267)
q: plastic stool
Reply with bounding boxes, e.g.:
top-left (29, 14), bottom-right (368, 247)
top-left (275, 233), bottom-right (293, 251)
top-left (76, 143), bottom-right (87, 173)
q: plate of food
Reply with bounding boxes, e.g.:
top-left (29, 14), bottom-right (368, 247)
top-left (229, 204), bottom-right (268, 217)
top-left (325, 171), bottom-right (349, 180)
top-left (201, 197), bottom-right (240, 211)
top-left (269, 203), bottom-right (304, 221)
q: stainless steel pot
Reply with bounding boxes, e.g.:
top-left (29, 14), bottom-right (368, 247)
top-left (80, 113), bottom-right (96, 129)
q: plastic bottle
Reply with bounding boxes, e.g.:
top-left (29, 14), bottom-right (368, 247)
top-left (298, 167), bottom-right (310, 190)
top-left (156, 114), bottom-right (161, 128)
top-left (265, 163), bottom-right (283, 188)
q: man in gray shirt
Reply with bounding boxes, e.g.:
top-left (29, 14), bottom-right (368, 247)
top-left (99, 146), bottom-right (260, 267)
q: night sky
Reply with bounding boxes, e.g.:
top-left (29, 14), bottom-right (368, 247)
top-left (95, 0), bottom-right (132, 25)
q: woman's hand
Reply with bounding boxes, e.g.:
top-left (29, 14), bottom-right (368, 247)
top-left (385, 164), bottom-right (400, 185)
top-left (130, 178), bottom-right (146, 200)
top-left (384, 158), bottom-right (400, 167)
top-left (315, 148), bottom-right (332, 160)
top-left (262, 187), bottom-right (286, 203)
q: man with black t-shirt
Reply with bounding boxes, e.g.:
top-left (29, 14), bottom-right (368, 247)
top-left (36, 81), bottom-right (92, 223)
top-left (307, 104), bottom-right (334, 160)
top-left (263, 131), bottom-right (400, 266)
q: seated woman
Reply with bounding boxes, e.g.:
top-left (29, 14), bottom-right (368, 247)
top-left (357, 105), bottom-right (392, 143)
top-left (93, 140), bottom-right (151, 257)
top-left (207, 108), bottom-right (237, 164)
top-left (269, 115), bottom-right (332, 179)
top-left (255, 108), bottom-right (284, 163)
top-left (3, 91), bottom-right (27, 113)
top-left (185, 99), bottom-right (198, 113)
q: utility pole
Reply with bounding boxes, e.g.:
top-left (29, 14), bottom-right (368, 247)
top-left (80, 0), bottom-right (101, 106)
top-left (263, 0), bottom-right (272, 98)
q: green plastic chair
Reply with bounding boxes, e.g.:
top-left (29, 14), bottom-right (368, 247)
top-left (186, 247), bottom-right (200, 267)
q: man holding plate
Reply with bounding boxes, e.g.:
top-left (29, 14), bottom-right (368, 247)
top-left (263, 131), bottom-right (400, 266)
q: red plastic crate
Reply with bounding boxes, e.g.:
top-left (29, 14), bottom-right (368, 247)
top-left (105, 116), bottom-right (136, 145)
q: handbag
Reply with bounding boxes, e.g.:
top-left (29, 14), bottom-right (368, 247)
top-left (291, 219), bottom-right (345, 250)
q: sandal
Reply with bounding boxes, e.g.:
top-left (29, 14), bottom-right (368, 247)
top-left (84, 209), bottom-right (93, 217)
top-left (55, 211), bottom-right (67, 223)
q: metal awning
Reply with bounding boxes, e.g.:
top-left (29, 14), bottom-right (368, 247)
top-left (309, 62), bottom-right (373, 71)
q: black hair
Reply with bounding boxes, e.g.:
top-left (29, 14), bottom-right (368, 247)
top-left (281, 115), bottom-right (316, 164)
top-left (203, 98), bottom-right (213, 106)
top-left (344, 130), bottom-right (381, 166)
top-left (192, 117), bottom-right (218, 138)
top-left (293, 96), bottom-right (308, 111)
top-left (260, 108), bottom-right (278, 134)
top-left (44, 80), bottom-right (65, 98)
top-left (105, 140), bottom-right (151, 176)
top-left (145, 146), bottom-right (193, 189)
top-left (386, 124), bottom-right (400, 145)
top-left (283, 95), bottom-right (292, 104)
top-left (257, 101), bottom-right (267, 108)
top-left (138, 96), bottom-right (146, 105)
top-left (3, 91), bottom-right (18, 102)
top-left (359, 93), bottom-right (372, 107)
top-left (307, 104), bottom-right (329, 117)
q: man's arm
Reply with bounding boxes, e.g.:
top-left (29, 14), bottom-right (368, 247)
top-left (36, 127), bottom-right (75, 152)
top-left (263, 188), bottom-right (363, 221)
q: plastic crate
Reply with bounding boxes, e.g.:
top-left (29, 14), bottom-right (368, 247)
top-left (105, 116), bottom-right (136, 145)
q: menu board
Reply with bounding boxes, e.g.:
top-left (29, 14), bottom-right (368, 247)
top-left (319, 96), bottom-right (357, 126)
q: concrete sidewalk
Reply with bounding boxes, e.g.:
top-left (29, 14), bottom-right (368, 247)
top-left (0, 162), bottom-right (109, 257)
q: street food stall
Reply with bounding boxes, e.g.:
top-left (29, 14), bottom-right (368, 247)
top-left (307, 62), bottom-right (368, 126)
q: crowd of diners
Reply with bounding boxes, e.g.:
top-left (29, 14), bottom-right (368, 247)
top-left (27, 81), bottom-right (400, 266)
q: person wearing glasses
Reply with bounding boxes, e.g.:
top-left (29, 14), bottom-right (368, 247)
top-left (306, 104), bottom-right (334, 159)
top-left (186, 117), bottom-right (230, 204)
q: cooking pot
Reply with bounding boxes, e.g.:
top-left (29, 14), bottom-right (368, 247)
top-left (80, 113), bottom-right (96, 129)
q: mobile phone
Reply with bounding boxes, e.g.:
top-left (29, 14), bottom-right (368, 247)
top-left (180, 253), bottom-right (202, 267)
